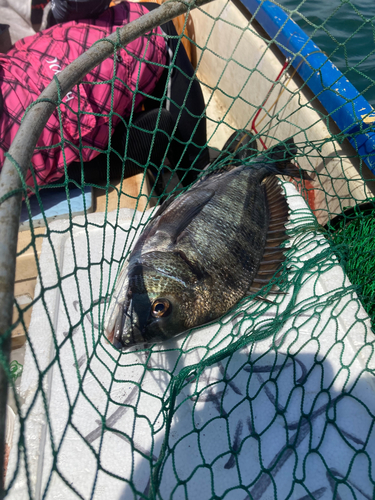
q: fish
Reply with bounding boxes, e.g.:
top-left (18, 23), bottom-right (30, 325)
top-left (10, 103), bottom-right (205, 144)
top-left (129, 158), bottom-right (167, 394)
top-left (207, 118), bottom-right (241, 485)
top-left (104, 137), bottom-right (312, 350)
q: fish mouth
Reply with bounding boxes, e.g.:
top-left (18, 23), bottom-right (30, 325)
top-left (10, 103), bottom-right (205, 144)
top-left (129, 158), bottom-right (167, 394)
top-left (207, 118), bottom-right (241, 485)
top-left (105, 294), bottom-right (148, 351)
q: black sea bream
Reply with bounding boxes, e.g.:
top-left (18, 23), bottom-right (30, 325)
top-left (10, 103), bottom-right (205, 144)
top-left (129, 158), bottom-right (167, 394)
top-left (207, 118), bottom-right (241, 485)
top-left (105, 138), bottom-right (311, 350)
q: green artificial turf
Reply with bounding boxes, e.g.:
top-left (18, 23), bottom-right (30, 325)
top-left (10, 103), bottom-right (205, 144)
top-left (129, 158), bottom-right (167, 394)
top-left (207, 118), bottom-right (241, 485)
top-left (331, 208), bottom-right (375, 331)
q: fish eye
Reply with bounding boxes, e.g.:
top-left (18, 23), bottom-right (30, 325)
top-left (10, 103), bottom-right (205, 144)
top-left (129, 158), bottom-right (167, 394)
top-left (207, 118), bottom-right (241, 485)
top-left (151, 299), bottom-right (171, 318)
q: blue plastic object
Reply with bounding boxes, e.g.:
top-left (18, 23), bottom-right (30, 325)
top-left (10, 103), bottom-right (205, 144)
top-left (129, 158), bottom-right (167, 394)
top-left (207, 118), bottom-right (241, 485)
top-left (20, 185), bottom-right (94, 229)
top-left (241, 0), bottom-right (375, 174)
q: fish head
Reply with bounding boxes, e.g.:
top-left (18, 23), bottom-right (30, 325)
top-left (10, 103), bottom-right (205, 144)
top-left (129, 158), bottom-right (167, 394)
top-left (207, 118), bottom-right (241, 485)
top-left (105, 251), bottom-right (199, 350)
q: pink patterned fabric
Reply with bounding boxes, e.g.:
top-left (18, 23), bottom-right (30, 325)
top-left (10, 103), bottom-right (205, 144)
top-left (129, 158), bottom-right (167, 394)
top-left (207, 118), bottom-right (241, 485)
top-left (0, 2), bottom-right (167, 187)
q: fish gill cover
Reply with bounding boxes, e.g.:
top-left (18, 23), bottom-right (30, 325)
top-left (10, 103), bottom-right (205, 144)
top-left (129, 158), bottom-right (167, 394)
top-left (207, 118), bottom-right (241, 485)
top-left (1, 0), bottom-right (375, 499)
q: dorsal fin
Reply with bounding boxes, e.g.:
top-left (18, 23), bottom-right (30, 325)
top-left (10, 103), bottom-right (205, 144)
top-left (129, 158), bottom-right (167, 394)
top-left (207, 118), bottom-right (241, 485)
top-left (248, 176), bottom-right (289, 295)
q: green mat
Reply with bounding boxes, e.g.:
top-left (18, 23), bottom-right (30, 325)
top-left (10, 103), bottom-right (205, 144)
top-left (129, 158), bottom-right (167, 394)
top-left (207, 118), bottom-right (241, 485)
top-left (328, 201), bottom-right (375, 328)
top-left (2, 0), bottom-right (375, 499)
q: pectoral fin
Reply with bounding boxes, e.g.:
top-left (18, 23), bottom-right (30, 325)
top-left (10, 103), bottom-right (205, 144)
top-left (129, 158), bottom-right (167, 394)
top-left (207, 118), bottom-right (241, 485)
top-left (133, 189), bottom-right (214, 253)
top-left (150, 190), bottom-right (179, 222)
top-left (158, 188), bottom-right (215, 243)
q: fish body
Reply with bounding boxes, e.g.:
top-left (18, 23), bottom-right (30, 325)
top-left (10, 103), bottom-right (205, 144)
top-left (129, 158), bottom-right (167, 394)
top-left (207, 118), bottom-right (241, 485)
top-left (105, 138), bottom-right (311, 350)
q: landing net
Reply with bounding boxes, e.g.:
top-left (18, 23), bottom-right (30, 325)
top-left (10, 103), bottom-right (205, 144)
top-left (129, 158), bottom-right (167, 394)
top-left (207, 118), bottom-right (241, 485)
top-left (2, 0), bottom-right (375, 498)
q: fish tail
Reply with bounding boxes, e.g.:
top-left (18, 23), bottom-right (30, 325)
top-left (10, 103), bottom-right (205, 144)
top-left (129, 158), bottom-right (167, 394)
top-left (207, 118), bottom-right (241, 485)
top-left (259, 138), bottom-right (313, 181)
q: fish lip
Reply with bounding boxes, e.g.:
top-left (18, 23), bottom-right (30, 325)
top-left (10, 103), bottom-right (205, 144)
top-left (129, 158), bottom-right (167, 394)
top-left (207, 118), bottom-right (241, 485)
top-left (105, 291), bottom-right (130, 350)
top-left (106, 323), bottom-right (115, 344)
top-left (105, 305), bottom-right (124, 350)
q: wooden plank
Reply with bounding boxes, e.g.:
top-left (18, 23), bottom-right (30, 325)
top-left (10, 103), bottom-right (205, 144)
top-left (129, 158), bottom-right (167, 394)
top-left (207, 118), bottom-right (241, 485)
top-left (12, 278), bottom-right (36, 349)
top-left (12, 228), bottom-right (45, 348)
top-left (93, 173), bottom-right (157, 213)
top-left (15, 227), bottom-right (45, 282)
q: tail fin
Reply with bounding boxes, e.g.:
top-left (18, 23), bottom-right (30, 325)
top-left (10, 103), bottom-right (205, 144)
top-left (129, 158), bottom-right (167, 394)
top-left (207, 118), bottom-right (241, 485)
top-left (257, 138), bottom-right (312, 181)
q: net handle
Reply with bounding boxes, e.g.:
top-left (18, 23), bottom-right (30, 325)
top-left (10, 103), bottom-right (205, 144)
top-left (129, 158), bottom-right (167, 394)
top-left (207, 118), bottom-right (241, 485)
top-left (0, 0), bottom-right (214, 495)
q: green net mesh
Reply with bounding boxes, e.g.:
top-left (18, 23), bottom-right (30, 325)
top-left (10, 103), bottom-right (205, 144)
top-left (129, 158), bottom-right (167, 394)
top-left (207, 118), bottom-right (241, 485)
top-left (3, 0), bottom-right (375, 498)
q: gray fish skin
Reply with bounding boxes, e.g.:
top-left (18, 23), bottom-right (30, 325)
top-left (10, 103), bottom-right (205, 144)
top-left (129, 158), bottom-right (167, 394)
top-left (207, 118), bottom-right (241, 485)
top-left (105, 138), bottom-right (311, 350)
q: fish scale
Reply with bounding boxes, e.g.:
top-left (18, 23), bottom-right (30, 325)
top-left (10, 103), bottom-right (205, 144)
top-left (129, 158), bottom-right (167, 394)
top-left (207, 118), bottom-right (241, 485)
top-left (176, 170), bottom-right (267, 296)
top-left (104, 138), bottom-right (312, 350)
